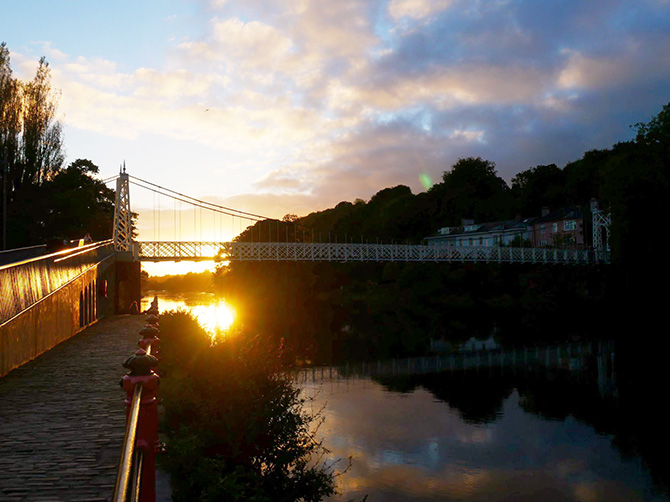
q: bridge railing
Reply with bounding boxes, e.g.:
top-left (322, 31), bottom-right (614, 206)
top-left (0, 240), bottom-right (115, 325)
top-left (294, 340), bottom-right (617, 397)
top-left (137, 241), bottom-right (606, 264)
top-left (0, 244), bottom-right (47, 266)
top-left (114, 303), bottom-right (160, 502)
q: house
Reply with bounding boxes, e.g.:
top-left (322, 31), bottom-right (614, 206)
top-left (425, 218), bottom-right (533, 247)
top-left (530, 207), bottom-right (586, 249)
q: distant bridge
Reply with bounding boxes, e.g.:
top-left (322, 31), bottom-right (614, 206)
top-left (136, 240), bottom-right (603, 264)
top-left (0, 168), bottom-right (611, 374)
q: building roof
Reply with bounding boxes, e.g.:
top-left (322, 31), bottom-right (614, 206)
top-left (534, 207), bottom-right (583, 224)
top-left (426, 218), bottom-right (533, 240)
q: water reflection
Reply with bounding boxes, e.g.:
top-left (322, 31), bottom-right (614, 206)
top-left (141, 291), bottom-right (235, 334)
top-left (301, 369), bottom-right (668, 501)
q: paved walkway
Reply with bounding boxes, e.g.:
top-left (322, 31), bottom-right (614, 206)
top-left (0, 315), bottom-right (158, 502)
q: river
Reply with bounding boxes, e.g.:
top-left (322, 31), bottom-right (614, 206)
top-left (142, 291), bottom-right (669, 502)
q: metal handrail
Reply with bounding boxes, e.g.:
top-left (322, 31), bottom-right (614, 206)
top-left (0, 239), bottom-right (112, 271)
top-left (113, 342), bottom-right (153, 502)
top-left (130, 450), bottom-right (144, 502)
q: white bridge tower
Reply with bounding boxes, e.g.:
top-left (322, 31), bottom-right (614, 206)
top-left (113, 164), bottom-right (133, 252)
top-left (590, 199), bottom-right (611, 262)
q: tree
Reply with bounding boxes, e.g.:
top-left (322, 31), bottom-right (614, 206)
top-left (1, 43), bottom-right (66, 247)
top-left (6, 158), bottom-right (115, 246)
top-left (44, 159), bottom-right (115, 241)
top-left (432, 157), bottom-right (512, 225)
top-left (634, 102), bottom-right (670, 155)
top-left (0, 42), bottom-right (21, 174)
top-left (19, 57), bottom-right (64, 186)
top-left (1, 45), bottom-right (64, 192)
top-left (511, 164), bottom-right (566, 217)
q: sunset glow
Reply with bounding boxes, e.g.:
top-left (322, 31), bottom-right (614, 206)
top-left (141, 293), bottom-right (236, 334)
top-left (191, 302), bottom-right (236, 335)
top-left (2, 0), bottom-right (668, 238)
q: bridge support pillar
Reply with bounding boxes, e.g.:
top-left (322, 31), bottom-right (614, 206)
top-left (116, 258), bottom-right (141, 314)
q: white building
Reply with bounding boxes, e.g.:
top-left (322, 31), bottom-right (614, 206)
top-left (425, 219), bottom-right (533, 247)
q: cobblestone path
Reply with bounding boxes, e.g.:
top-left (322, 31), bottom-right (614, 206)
top-left (0, 315), bottom-right (149, 502)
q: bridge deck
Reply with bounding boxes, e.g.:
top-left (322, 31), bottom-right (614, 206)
top-left (137, 241), bottom-right (606, 264)
top-left (0, 315), bottom-right (146, 501)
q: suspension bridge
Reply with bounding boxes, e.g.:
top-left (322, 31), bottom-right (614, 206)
top-left (0, 166), bottom-right (613, 501)
top-left (112, 169), bottom-right (611, 265)
top-left (1, 166), bottom-right (612, 374)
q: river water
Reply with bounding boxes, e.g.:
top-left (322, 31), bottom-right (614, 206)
top-left (141, 291), bottom-right (235, 334)
top-left (143, 292), bottom-right (669, 502)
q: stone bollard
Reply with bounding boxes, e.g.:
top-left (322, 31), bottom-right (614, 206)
top-left (138, 326), bottom-right (161, 357)
top-left (121, 349), bottom-right (160, 502)
top-left (145, 314), bottom-right (159, 328)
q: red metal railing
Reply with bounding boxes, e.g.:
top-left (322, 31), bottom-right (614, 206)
top-left (113, 300), bottom-right (161, 502)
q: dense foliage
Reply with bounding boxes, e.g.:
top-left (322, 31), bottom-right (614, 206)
top-left (143, 270), bottom-right (214, 293)
top-left (1, 43), bottom-right (114, 248)
top-left (158, 311), bottom-right (336, 502)
top-left (216, 260), bottom-right (610, 365)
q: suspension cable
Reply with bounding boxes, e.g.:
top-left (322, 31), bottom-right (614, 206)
top-left (126, 174), bottom-right (319, 239)
top-left (128, 175), bottom-right (269, 220)
top-left (128, 179), bottom-right (264, 222)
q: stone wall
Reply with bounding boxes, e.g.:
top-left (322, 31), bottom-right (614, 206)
top-left (0, 258), bottom-right (117, 377)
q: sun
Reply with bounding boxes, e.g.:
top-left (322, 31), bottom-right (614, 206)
top-left (191, 301), bottom-right (236, 334)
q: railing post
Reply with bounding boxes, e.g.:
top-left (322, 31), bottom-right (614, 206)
top-left (114, 298), bottom-right (161, 502)
top-left (120, 352), bottom-right (159, 502)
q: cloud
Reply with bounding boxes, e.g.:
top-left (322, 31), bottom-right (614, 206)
top-left (388, 0), bottom-right (456, 20)
top-left (558, 41), bottom-right (670, 91)
top-left (10, 0), bottom-right (670, 223)
top-left (181, 17), bottom-right (294, 68)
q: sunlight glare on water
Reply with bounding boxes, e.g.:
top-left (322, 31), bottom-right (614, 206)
top-left (190, 302), bottom-right (235, 333)
top-left (141, 292), bottom-right (235, 334)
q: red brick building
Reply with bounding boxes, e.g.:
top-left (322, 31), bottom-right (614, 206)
top-left (530, 207), bottom-right (586, 249)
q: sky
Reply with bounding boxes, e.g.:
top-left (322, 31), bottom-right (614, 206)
top-left (2, 0), bottom-right (670, 273)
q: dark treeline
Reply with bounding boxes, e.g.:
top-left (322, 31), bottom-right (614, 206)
top-left (142, 270), bottom-right (214, 293)
top-left (218, 102), bottom-right (670, 367)
top-left (217, 261), bottom-right (610, 365)
top-left (1, 43), bottom-right (114, 248)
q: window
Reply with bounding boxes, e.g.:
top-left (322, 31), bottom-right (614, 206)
top-left (564, 220), bottom-right (576, 231)
top-left (552, 223), bottom-right (558, 233)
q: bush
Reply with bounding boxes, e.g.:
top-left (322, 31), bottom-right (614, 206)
top-left (158, 311), bottom-right (336, 502)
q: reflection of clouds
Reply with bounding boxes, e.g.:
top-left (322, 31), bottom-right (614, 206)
top-left (456, 426), bottom-right (493, 445)
top-left (303, 378), bottom-right (659, 502)
top-left (555, 458), bottom-right (587, 479)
